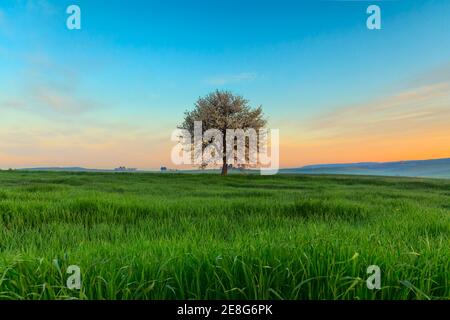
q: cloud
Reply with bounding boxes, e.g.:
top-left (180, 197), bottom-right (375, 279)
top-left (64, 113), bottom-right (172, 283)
top-left (0, 116), bottom-right (173, 169)
top-left (271, 80), bottom-right (450, 166)
top-left (206, 72), bottom-right (258, 86)
top-left (304, 82), bottom-right (450, 140)
top-left (1, 86), bottom-right (101, 115)
top-left (0, 53), bottom-right (102, 115)
top-left (33, 85), bottom-right (100, 114)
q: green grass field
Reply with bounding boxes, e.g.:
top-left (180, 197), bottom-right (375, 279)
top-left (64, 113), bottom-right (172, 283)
top-left (0, 170), bottom-right (449, 300)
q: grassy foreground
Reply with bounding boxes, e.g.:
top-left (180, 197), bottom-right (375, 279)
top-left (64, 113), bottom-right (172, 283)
top-left (0, 171), bottom-right (449, 300)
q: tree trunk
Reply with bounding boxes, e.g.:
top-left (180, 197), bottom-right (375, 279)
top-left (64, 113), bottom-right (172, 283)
top-left (221, 131), bottom-right (228, 175)
top-left (221, 161), bottom-right (228, 175)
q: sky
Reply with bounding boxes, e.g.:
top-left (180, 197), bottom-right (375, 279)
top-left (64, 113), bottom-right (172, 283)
top-left (0, 0), bottom-right (449, 169)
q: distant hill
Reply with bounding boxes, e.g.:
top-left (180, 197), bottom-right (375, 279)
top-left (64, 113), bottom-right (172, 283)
top-left (17, 167), bottom-right (144, 173)
top-left (19, 167), bottom-right (94, 171)
top-left (281, 158), bottom-right (450, 179)
top-left (13, 158), bottom-right (450, 178)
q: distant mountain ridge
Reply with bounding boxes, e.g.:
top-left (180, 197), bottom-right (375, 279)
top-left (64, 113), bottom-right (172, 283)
top-left (11, 158), bottom-right (450, 178)
top-left (281, 158), bottom-right (450, 178)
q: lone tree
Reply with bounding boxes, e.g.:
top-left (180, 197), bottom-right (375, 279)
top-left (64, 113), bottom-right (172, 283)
top-left (180, 90), bottom-right (266, 175)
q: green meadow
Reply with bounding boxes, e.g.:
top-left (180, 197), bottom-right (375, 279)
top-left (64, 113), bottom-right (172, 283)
top-left (0, 170), bottom-right (449, 300)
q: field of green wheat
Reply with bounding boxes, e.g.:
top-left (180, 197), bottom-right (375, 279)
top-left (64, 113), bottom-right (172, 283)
top-left (0, 170), bottom-right (449, 300)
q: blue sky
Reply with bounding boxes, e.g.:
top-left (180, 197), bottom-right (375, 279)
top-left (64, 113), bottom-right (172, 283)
top-left (0, 0), bottom-right (449, 168)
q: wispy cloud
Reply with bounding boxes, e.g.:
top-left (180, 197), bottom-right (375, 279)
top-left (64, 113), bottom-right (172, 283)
top-left (275, 76), bottom-right (450, 167)
top-left (0, 53), bottom-right (102, 115)
top-left (0, 116), bottom-right (173, 169)
top-left (33, 85), bottom-right (100, 114)
top-left (304, 82), bottom-right (450, 140)
top-left (2, 93), bottom-right (101, 115)
top-left (205, 72), bottom-right (258, 86)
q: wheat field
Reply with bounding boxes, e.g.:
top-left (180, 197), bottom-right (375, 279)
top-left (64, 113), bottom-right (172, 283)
top-left (0, 171), bottom-right (449, 300)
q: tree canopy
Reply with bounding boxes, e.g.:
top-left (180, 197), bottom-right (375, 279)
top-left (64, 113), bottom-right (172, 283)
top-left (180, 90), bottom-right (266, 175)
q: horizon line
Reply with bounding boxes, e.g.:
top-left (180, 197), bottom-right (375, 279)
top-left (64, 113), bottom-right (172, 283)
top-left (3, 156), bottom-right (450, 172)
